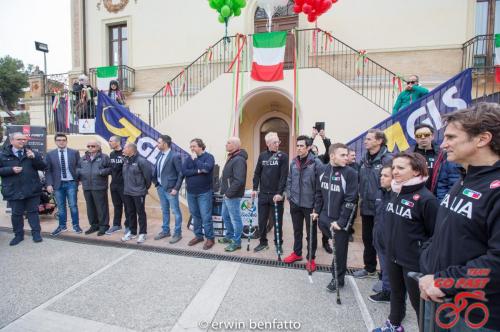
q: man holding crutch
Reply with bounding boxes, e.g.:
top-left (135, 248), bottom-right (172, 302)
top-left (312, 143), bottom-right (358, 292)
top-left (251, 132), bottom-right (289, 256)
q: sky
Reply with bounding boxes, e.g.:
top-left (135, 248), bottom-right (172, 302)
top-left (0, 0), bottom-right (71, 74)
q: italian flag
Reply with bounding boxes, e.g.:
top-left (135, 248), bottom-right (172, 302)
top-left (251, 31), bottom-right (287, 82)
top-left (495, 34), bottom-right (500, 83)
top-left (96, 66), bottom-right (119, 91)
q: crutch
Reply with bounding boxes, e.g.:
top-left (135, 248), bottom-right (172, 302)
top-left (408, 271), bottom-right (436, 332)
top-left (274, 201), bottom-right (282, 262)
top-left (308, 213), bottom-right (315, 284)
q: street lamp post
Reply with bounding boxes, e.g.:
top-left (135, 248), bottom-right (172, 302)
top-left (35, 41), bottom-right (49, 129)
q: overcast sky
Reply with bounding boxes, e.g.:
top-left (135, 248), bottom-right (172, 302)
top-left (0, 0), bottom-right (71, 74)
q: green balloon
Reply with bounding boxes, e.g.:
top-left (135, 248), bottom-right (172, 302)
top-left (218, 14), bottom-right (225, 23)
top-left (225, 0), bottom-right (233, 7)
top-left (239, 0), bottom-right (246, 8)
top-left (214, 0), bottom-right (223, 9)
top-left (209, 0), bottom-right (217, 9)
top-left (234, 7), bottom-right (241, 16)
top-left (221, 5), bottom-right (231, 17)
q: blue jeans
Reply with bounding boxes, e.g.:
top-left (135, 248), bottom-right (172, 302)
top-left (54, 181), bottom-right (79, 227)
top-left (187, 191), bottom-right (214, 240)
top-left (222, 197), bottom-right (242, 246)
top-left (157, 186), bottom-right (182, 235)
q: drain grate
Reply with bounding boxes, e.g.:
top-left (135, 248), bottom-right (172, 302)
top-left (1, 227), bottom-right (363, 275)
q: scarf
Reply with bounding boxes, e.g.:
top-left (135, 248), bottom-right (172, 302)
top-left (391, 175), bottom-right (428, 194)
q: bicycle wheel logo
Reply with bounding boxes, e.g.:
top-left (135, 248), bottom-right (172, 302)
top-left (436, 291), bottom-right (489, 329)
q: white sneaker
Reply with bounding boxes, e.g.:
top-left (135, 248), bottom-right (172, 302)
top-left (121, 231), bottom-right (137, 242)
top-left (137, 234), bottom-right (146, 243)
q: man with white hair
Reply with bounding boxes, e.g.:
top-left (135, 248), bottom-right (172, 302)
top-left (0, 132), bottom-right (46, 245)
top-left (72, 74), bottom-right (96, 119)
top-left (218, 137), bottom-right (248, 252)
top-left (251, 132), bottom-right (288, 254)
top-left (77, 139), bottom-right (112, 235)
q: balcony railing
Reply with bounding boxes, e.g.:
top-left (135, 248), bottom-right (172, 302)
top-left (150, 28), bottom-right (400, 127)
top-left (89, 65), bottom-right (135, 93)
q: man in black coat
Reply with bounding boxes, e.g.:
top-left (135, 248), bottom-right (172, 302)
top-left (0, 132), bottom-right (47, 245)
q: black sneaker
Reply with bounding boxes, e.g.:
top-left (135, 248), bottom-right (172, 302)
top-left (253, 243), bottom-right (269, 252)
top-left (369, 290), bottom-right (391, 303)
top-left (97, 230), bottom-right (106, 236)
top-left (84, 227), bottom-right (99, 235)
top-left (326, 279), bottom-right (344, 292)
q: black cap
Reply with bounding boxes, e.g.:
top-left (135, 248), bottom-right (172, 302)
top-left (313, 122), bottom-right (325, 131)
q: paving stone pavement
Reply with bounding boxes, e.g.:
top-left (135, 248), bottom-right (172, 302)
top-left (0, 231), bottom-right (417, 332)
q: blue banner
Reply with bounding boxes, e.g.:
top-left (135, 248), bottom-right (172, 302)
top-left (348, 69), bottom-right (472, 158)
top-left (95, 92), bottom-right (189, 164)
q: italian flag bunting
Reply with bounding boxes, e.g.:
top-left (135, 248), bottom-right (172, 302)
top-left (96, 66), bottom-right (119, 90)
top-left (495, 34), bottom-right (500, 83)
top-left (251, 31), bottom-right (287, 82)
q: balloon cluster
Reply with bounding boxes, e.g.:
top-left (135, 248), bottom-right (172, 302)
top-left (208, 0), bottom-right (247, 24)
top-left (293, 0), bottom-right (338, 23)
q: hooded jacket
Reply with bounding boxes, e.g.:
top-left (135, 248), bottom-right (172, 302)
top-left (77, 151), bottom-right (112, 191)
top-left (314, 164), bottom-right (358, 230)
top-left (412, 143), bottom-right (439, 190)
top-left (286, 152), bottom-right (324, 209)
top-left (359, 146), bottom-right (392, 216)
top-left (0, 145), bottom-right (46, 200)
top-left (122, 153), bottom-right (152, 196)
top-left (420, 161), bottom-right (500, 330)
top-left (220, 149), bottom-right (248, 198)
top-left (384, 181), bottom-right (438, 272)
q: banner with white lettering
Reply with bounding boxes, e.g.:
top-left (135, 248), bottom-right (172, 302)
top-left (95, 92), bottom-right (189, 164)
top-left (348, 69), bottom-right (472, 158)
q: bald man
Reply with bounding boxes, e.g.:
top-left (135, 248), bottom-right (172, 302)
top-left (77, 140), bottom-right (112, 236)
top-left (218, 137), bottom-right (248, 252)
top-left (0, 132), bottom-right (46, 245)
top-left (106, 136), bottom-right (129, 235)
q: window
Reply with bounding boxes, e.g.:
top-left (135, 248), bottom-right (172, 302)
top-left (109, 24), bottom-right (128, 66)
top-left (475, 0), bottom-right (500, 35)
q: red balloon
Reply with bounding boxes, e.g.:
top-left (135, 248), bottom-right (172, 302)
top-left (295, 0), bottom-right (305, 6)
top-left (302, 3), bottom-right (312, 14)
top-left (322, 0), bottom-right (332, 12)
top-left (293, 4), bottom-right (302, 13)
top-left (307, 13), bottom-right (317, 22)
top-left (305, 0), bottom-right (314, 4)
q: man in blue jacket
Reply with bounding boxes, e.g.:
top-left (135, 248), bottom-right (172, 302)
top-left (0, 132), bottom-right (46, 245)
top-left (182, 138), bottom-right (215, 250)
top-left (153, 135), bottom-right (184, 244)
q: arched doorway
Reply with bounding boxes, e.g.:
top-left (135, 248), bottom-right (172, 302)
top-left (254, 1), bottom-right (298, 69)
top-left (259, 117), bottom-right (290, 156)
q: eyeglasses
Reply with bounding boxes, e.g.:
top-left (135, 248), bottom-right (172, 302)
top-left (415, 133), bottom-right (432, 139)
top-left (272, 141), bottom-right (281, 145)
top-left (407, 81), bottom-right (417, 85)
top-left (87, 145), bottom-right (97, 148)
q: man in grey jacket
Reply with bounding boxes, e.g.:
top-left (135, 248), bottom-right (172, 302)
top-left (354, 129), bottom-right (392, 279)
top-left (284, 135), bottom-right (324, 273)
top-left (121, 143), bottom-right (152, 244)
top-left (218, 137), bottom-right (248, 252)
top-left (77, 140), bottom-right (112, 236)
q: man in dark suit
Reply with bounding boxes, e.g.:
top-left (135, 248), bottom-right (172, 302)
top-left (45, 133), bottom-right (82, 236)
top-left (0, 132), bottom-right (47, 245)
top-left (153, 135), bottom-right (184, 244)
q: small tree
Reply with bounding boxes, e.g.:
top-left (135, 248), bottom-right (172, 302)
top-left (0, 56), bottom-right (29, 110)
top-left (12, 112), bottom-right (30, 125)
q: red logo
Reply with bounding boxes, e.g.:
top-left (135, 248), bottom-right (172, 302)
top-left (22, 125), bottom-right (30, 135)
top-left (413, 194), bottom-right (420, 201)
top-left (490, 180), bottom-right (500, 189)
top-left (434, 269), bottom-right (490, 329)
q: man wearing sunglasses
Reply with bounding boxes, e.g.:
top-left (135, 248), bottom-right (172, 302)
top-left (77, 140), bottom-right (112, 236)
top-left (411, 124), bottom-right (460, 199)
top-left (392, 75), bottom-right (429, 115)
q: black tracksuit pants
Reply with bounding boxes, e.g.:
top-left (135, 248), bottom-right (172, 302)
top-left (111, 188), bottom-right (129, 228)
top-left (318, 221), bottom-right (348, 284)
top-left (124, 195), bottom-right (147, 235)
top-left (258, 193), bottom-right (283, 246)
top-left (10, 196), bottom-right (41, 238)
top-left (290, 202), bottom-right (317, 260)
top-left (387, 260), bottom-right (420, 326)
top-left (84, 190), bottom-right (109, 231)
top-left (361, 214), bottom-right (377, 273)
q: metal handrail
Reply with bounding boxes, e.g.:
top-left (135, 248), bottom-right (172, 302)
top-left (88, 65), bottom-right (136, 92)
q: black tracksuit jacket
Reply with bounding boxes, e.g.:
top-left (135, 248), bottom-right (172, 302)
top-left (384, 181), bottom-right (438, 272)
top-left (420, 161), bottom-right (500, 330)
top-left (252, 150), bottom-right (289, 195)
top-left (314, 165), bottom-right (358, 230)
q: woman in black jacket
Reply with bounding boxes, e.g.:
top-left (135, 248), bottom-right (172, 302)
top-left (373, 152), bottom-right (438, 332)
